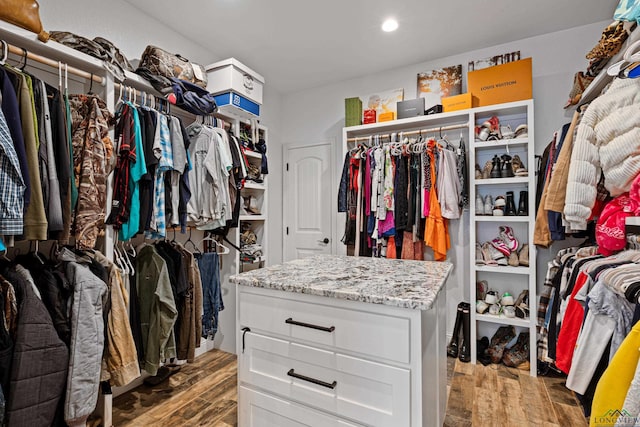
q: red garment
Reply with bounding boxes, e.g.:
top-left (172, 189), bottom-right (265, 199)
top-left (555, 271), bottom-right (589, 373)
top-left (387, 236), bottom-right (396, 259)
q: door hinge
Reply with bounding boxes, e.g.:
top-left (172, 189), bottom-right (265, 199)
top-left (286, 163), bottom-right (289, 171)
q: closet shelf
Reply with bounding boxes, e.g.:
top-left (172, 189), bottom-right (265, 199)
top-left (244, 150), bottom-right (263, 160)
top-left (474, 265), bottom-right (531, 275)
top-left (475, 177), bottom-right (529, 185)
top-left (240, 215), bottom-right (266, 221)
top-left (473, 216), bottom-right (529, 223)
top-left (244, 182), bottom-right (265, 190)
top-left (476, 313), bottom-right (531, 328)
top-left (472, 138), bottom-right (529, 149)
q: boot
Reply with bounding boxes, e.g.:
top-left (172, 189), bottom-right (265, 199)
top-left (459, 302), bottom-right (471, 362)
top-left (505, 191), bottom-right (517, 216)
top-left (501, 154), bottom-right (514, 178)
top-left (517, 191), bottom-right (528, 216)
top-left (490, 155), bottom-right (502, 178)
top-left (447, 302), bottom-right (465, 358)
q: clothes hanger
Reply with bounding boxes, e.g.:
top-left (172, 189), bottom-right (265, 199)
top-left (29, 240), bottom-right (45, 265)
top-left (0, 41), bottom-right (7, 66)
top-left (607, 39), bottom-right (640, 76)
top-left (183, 228), bottom-right (201, 254)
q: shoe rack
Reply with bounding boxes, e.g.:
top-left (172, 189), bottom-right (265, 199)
top-left (468, 100), bottom-right (537, 377)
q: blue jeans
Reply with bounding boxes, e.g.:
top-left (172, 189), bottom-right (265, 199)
top-left (196, 253), bottom-right (224, 338)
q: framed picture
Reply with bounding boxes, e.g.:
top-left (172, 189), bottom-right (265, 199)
top-left (468, 51), bottom-right (521, 72)
top-left (360, 88), bottom-right (404, 121)
top-left (417, 65), bottom-right (462, 110)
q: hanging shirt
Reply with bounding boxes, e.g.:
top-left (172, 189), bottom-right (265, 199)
top-left (120, 104), bottom-right (147, 241)
top-left (146, 114), bottom-right (173, 239)
top-left (0, 108), bottom-right (25, 235)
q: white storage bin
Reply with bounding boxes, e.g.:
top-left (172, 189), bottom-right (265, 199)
top-left (206, 58), bottom-right (265, 105)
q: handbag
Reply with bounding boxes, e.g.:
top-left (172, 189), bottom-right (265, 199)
top-left (139, 45), bottom-right (208, 88)
top-left (0, 0), bottom-right (49, 42)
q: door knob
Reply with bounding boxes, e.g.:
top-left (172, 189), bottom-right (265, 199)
top-left (318, 238), bottom-right (330, 244)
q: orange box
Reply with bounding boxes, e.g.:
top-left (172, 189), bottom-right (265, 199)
top-left (378, 112), bottom-right (395, 122)
top-left (467, 58), bottom-right (532, 107)
top-left (442, 93), bottom-right (472, 112)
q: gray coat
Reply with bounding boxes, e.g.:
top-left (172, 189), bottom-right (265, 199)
top-left (58, 248), bottom-right (108, 427)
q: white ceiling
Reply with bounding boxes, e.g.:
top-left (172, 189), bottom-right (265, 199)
top-left (124, 0), bottom-right (617, 94)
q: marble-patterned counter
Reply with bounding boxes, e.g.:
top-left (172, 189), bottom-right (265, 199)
top-left (230, 254), bottom-right (452, 310)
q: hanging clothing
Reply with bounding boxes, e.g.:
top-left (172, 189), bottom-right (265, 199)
top-left (69, 95), bottom-right (115, 249)
top-left (4, 264), bottom-right (68, 427)
top-left (146, 114), bottom-right (173, 239)
top-left (0, 109), bottom-right (25, 236)
top-left (196, 252), bottom-right (224, 339)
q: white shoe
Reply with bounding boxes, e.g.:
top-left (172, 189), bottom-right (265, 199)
top-left (476, 194), bottom-right (485, 215)
top-left (484, 195), bottom-right (494, 216)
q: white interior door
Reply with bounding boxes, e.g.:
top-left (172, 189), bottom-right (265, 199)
top-left (283, 143), bottom-right (333, 261)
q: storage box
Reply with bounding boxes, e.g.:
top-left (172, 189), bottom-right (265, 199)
top-left (442, 93), bottom-right (472, 112)
top-left (213, 91), bottom-right (260, 119)
top-left (467, 58), bottom-right (532, 107)
top-left (363, 109), bottom-right (376, 124)
top-left (397, 98), bottom-right (425, 119)
top-left (206, 58), bottom-right (265, 105)
top-left (345, 97), bottom-right (362, 127)
top-left (378, 112), bottom-right (394, 122)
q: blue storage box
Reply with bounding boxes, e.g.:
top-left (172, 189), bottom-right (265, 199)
top-left (214, 91), bottom-right (260, 119)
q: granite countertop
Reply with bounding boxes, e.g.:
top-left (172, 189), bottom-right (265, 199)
top-left (230, 255), bottom-right (453, 310)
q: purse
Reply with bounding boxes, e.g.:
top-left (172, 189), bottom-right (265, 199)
top-left (139, 45), bottom-right (207, 88)
top-left (0, 0), bottom-right (49, 42)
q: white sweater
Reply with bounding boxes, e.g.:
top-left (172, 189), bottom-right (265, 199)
top-left (564, 77), bottom-right (640, 230)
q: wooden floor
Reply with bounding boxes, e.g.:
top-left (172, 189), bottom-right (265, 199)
top-left (113, 350), bottom-right (588, 426)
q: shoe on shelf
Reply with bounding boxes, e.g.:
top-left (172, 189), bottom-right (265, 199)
top-left (476, 300), bottom-right (489, 314)
top-left (475, 194), bottom-right (485, 215)
top-left (517, 191), bottom-right (529, 216)
top-left (476, 280), bottom-right (488, 300)
top-left (484, 290), bottom-right (499, 305)
top-left (475, 163), bottom-right (483, 180)
top-left (518, 244), bottom-right (530, 267)
top-left (514, 124), bottom-right (528, 138)
top-left (501, 155), bottom-right (515, 178)
top-left (490, 155), bottom-right (502, 178)
top-left (490, 237), bottom-right (511, 257)
top-left (482, 242), bottom-right (506, 266)
top-left (476, 124), bottom-right (491, 141)
top-left (487, 115), bottom-right (501, 136)
top-left (475, 243), bottom-right (485, 265)
top-left (501, 292), bottom-right (515, 306)
top-left (511, 155), bottom-right (524, 174)
top-left (499, 226), bottom-right (519, 252)
top-left (488, 303), bottom-right (501, 316)
top-left (503, 306), bottom-right (516, 318)
top-left (482, 160), bottom-right (493, 179)
top-left (503, 332), bottom-right (530, 368)
top-left (508, 251), bottom-right (520, 267)
top-left (505, 191), bottom-right (517, 216)
top-left (484, 195), bottom-right (494, 216)
top-left (488, 325), bottom-right (516, 364)
top-left (501, 125), bottom-right (515, 139)
top-left (514, 290), bottom-right (530, 319)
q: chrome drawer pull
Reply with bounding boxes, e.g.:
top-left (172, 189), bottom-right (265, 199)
top-left (287, 369), bottom-right (337, 389)
top-left (285, 318), bottom-right (335, 333)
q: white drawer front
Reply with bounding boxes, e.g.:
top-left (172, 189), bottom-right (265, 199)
top-left (240, 332), bottom-right (410, 427)
top-left (239, 386), bottom-right (362, 427)
top-left (239, 291), bottom-right (410, 364)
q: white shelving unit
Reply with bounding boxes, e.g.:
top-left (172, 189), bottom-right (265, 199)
top-left (469, 99), bottom-right (537, 377)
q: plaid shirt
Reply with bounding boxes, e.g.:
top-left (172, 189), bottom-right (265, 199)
top-left (146, 114), bottom-right (173, 239)
top-left (0, 109), bottom-right (25, 235)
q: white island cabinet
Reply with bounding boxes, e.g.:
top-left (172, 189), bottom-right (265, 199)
top-left (230, 255), bottom-right (452, 427)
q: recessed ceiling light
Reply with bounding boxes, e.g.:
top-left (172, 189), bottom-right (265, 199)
top-left (382, 18), bottom-right (398, 32)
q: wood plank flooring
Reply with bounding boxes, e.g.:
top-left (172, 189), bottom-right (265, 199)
top-left (113, 350), bottom-right (587, 426)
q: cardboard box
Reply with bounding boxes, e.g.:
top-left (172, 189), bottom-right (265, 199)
top-left (363, 109), bottom-right (376, 124)
top-left (397, 98), bottom-right (425, 119)
top-left (442, 93), bottom-right (472, 112)
top-left (213, 91), bottom-right (260, 119)
top-left (345, 97), bottom-right (362, 127)
top-left (206, 58), bottom-right (265, 105)
top-left (378, 112), bottom-right (394, 122)
top-left (467, 58), bottom-right (532, 107)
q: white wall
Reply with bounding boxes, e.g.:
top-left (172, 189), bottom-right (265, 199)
top-left (279, 20), bottom-right (612, 337)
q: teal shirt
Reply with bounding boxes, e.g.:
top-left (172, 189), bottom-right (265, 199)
top-left (119, 104), bottom-right (147, 241)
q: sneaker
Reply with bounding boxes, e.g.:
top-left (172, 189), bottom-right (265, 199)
top-left (482, 160), bottom-right (492, 179)
top-left (514, 290), bottom-right (530, 319)
top-left (484, 195), bottom-right (494, 216)
top-left (518, 244), bottom-right (530, 267)
top-left (475, 164), bottom-right (483, 179)
top-left (501, 125), bottom-right (515, 139)
top-left (488, 325), bottom-right (516, 364)
top-left (475, 243), bottom-right (485, 265)
top-left (476, 194), bottom-right (485, 215)
top-left (499, 226), bottom-right (519, 252)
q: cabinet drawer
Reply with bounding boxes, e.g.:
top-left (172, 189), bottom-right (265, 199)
top-left (240, 332), bottom-right (410, 427)
top-left (239, 291), bottom-right (411, 364)
top-left (239, 386), bottom-right (362, 427)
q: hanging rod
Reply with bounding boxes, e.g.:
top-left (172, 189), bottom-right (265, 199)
top-left (4, 41), bottom-right (105, 85)
top-left (346, 122), bottom-right (469, 142)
